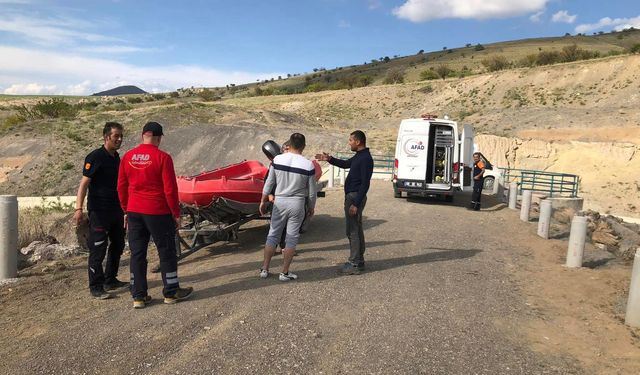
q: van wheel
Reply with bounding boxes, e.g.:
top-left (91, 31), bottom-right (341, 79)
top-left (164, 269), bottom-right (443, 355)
top-left (393, 189), bottom-right (401, 198)
top-left (483, 177), bottom-right (495, 191)
top-left (444, 195), bottom-right (454, 202)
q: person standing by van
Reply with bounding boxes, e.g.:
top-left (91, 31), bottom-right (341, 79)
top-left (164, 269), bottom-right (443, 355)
top-left (470, 152), bottom-right (485, 211)
top-left (73, 122), bottom-right (128, 300)
top-left (316, 130), bottom-right (373, 275)
top-left (118, 121), bottom-right (193, 308)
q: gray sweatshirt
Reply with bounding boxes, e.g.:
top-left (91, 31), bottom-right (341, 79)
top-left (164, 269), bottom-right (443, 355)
top-left (263, 153), bottom-right (316, 209)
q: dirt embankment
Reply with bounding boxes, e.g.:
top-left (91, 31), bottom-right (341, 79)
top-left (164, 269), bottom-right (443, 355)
top-left (475, 134), bottom-right (640, 217)
top-left (1, 55), bottom-right (639, 217)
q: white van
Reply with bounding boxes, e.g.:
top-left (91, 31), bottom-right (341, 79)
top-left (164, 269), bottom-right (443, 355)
top-left (392, 115), bottom-right (474, 201)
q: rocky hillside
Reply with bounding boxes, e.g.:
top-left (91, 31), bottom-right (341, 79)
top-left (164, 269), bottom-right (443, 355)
top-left (0, 54), bottom-right (639, 217)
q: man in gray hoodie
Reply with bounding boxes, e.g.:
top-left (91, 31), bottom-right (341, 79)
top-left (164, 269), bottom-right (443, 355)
top-left (259, 133), bottom-right (316, 281)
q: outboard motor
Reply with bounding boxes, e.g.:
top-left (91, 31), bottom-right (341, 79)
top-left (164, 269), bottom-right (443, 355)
top-left (262, 140), bottom-right (281, 161)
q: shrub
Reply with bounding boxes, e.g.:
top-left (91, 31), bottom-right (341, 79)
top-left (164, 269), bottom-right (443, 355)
top-left (417, 84), bottom-right (434, 93)
top-left (358, 75), bottom-right (373, 87)
top-left (536, 50), bottom-right (561, 65)
top-left (19, 98), bottom-right (78, 119)
top-left (630, 44), bottom-right (640, 54)
top-left (2, 114), bottom-right (26, 128)
top-left (152, 93), bottom-right (166, 100)
top-left (518, 54), bottom-right (538, 68)
top-left (169, 91), bottom-right (180, 98)
top-left (435, 65), bottom-right (452, 80)
top-left (474, 44), bottom-right (485, 51)
top-left (197, 89), bottom-right (220, 101)
top-left (420, 69), bottom-right (440, 80)
top-left (481, 55), bottom-right (510, 72)
top-left (383, 69), bottom-right (405, 84)
top-left (127, 96), bottom-right (144, 104)
top-left (305, 83), bottom-right (328, 92)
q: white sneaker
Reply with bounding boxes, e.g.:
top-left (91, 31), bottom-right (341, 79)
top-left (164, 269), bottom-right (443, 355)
top-left (279, 272), bottom-right (298, 281)
top-left (259, 269), bottom-right (269, 279)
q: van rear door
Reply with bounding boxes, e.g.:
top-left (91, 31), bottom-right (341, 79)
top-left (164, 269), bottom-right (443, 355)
top-left (397, 131), bottom-right (429, 181)
top-left (459, 124), bottom-right (474, 191)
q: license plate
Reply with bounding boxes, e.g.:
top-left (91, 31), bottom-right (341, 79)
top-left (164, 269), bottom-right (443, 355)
top-left (405, 181), bottom-right (423, 187)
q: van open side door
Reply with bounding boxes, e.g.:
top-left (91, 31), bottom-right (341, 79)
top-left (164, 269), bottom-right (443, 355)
top-left (459, 124), bottom-right (474, 191)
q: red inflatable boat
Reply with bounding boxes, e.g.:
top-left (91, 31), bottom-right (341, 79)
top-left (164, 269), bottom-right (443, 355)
top-left (177, 160), bottom-right (268, 206)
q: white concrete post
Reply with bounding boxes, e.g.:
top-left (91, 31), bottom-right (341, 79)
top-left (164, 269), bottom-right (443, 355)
top-left (328, 165), bottom-right (334, 188)
top-left (537, 199), bottom-right (552, 239)
top-left (0, 195), bottom-right (18, 280)
top-left (340, 169), bottom-right (346, 186)
top-left (625, 248), bottom-right (640, 328)
top-left (508, 181), bottom-right (518, 210)
top-left (520, 190), bottom-right (533, 222)
top-left (565, 215), bottom-right (587, 268)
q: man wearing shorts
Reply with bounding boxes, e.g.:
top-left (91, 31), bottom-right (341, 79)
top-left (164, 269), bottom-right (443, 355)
top-left (259, 133), bottom-right (316, 281)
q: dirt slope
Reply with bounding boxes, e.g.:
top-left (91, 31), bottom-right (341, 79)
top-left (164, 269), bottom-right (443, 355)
top-left (1, 55), bottom-right (639, 217)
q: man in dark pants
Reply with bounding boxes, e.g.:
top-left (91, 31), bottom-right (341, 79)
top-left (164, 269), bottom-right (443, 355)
top-left (470, 152), bottom-right (486, 211)
top-left (118, 121), bottom-right (193, 309)
top-left (73, 122), bottom-right (128, 300)
top-left (316, 130), bottom-right (373, 275)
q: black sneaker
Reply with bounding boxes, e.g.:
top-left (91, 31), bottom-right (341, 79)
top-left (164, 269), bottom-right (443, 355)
top-left (338, 262), bottom-right (361, 275)
top-left (90, 289), bottom-right (111, 300)
top-left (164, 287), bottom-right (194, 304)
top-left (104, 279), bottom-right (129, 291)
top-left (357, 262), bottom-right (366, 270)
top-left (133, 295), bottom-right (152, 309)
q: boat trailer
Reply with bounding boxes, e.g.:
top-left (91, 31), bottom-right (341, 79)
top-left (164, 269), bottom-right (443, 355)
top-left (151, 197), bottom-right (267, 272)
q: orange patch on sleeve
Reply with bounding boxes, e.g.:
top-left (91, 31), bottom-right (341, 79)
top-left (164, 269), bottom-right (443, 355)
top-left (84, 163), bottom-right (91, 170)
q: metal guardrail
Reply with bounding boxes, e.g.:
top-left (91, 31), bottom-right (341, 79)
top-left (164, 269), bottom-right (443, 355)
top-left (500, 167), bottom-right (579, 198)
top-left (334, 152), bottom-right (394, 175)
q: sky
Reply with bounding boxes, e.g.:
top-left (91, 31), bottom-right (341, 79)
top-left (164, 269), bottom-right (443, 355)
top-left (1, 0), bottom-right (639, 95)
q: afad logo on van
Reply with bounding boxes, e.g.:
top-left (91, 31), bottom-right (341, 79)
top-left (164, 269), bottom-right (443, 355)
top-left (403, 139), bottom-right (425, 157)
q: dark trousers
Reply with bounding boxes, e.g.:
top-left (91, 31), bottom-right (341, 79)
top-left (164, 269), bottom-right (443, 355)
top-left (87, 209), bottom-right (125, 292)
top-left (344, 192), bottom-right (367, 265)
top-left (127, 213), bottom-right (179, 299)
top-left (471, 179), bottom-right (484, 210)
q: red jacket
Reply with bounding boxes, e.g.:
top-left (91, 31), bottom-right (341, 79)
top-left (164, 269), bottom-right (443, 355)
top-left (117, 144), bottom-right (180, 218)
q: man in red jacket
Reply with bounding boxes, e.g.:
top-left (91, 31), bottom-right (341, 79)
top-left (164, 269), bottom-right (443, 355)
top-left (117, 121), bottom-right (193, 309)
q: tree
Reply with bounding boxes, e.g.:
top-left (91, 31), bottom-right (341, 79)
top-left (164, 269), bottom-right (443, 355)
top-left (465, 43), bottom-right (472, 48)
top-left (383, 56), bottom-right (391, 63)
top-left (417, 49), bottom-right (424, 54)
top-left (474, 43), bottom-right (485, 51)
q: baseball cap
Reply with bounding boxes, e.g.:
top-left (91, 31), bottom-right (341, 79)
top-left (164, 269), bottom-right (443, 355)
top-left (142, 121), bottom-right (164, 136)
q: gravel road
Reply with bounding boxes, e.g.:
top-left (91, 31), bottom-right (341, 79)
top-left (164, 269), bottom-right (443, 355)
top-left (0, 180), bottom-right (583, 374)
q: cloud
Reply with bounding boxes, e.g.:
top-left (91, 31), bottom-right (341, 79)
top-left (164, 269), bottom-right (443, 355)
top-left (0, 46), bottom-right (283, 95)
top-left (552, 10), bottom-right (576, 24)
top-left (0, 14), bottom-right (122, 46)
top-left (3, 83), bottom-right (57, 95)
top-left (75, 45), bottom-right (159, 54)
top-left (529, 11), bottom-right (544, 23)
top-left (338, 20), bottom-right (351, 28)
top-left (575, 15), bottom-right (640, 34)
top-left (392, 0), bottom-right (549, 22)
top-left (368, 0), bottom-right (382, 10)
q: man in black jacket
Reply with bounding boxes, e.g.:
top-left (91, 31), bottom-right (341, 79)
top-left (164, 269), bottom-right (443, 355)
top-left (316, 130), bottom-right (373, 274)
top-left (73, 122), bottom-right (128, 299)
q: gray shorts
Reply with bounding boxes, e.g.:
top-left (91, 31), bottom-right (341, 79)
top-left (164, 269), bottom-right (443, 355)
top-left (266, 197), bottom-right (306, 249)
